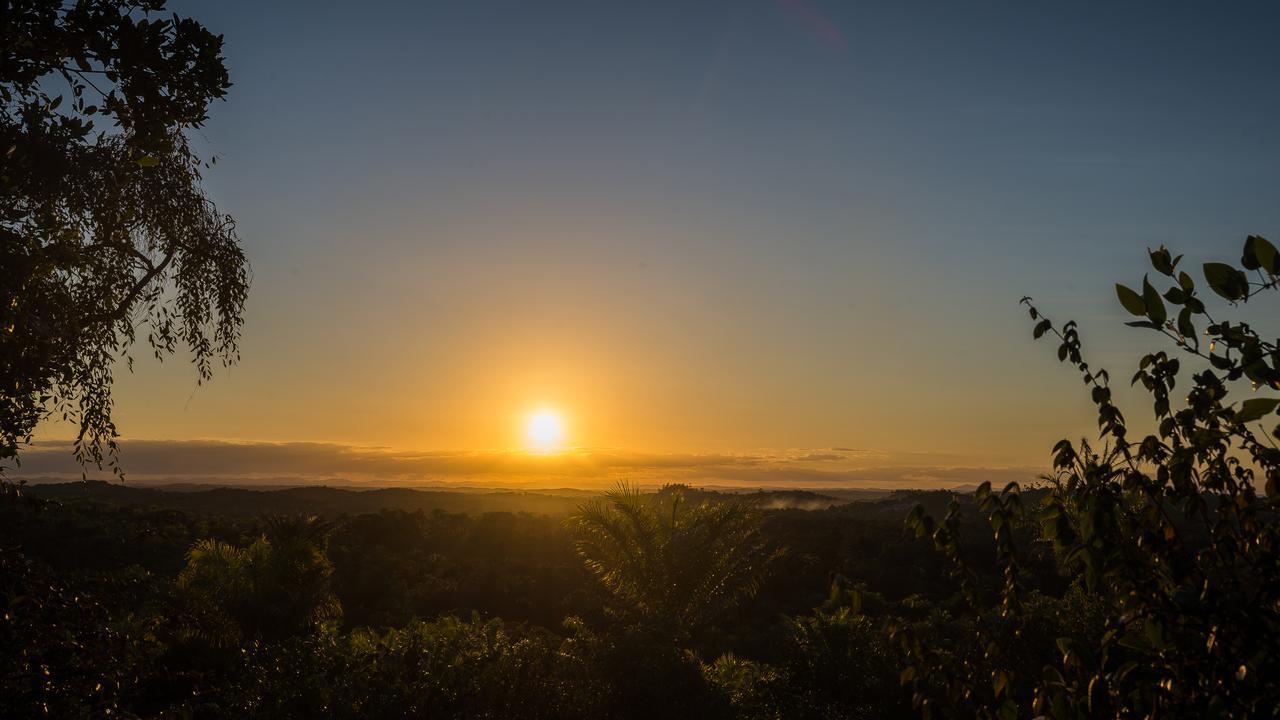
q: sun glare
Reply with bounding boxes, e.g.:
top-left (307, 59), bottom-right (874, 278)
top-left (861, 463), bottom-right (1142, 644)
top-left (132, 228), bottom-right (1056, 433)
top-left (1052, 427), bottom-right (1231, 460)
top-left (525, 410), bottom-right (566, 453)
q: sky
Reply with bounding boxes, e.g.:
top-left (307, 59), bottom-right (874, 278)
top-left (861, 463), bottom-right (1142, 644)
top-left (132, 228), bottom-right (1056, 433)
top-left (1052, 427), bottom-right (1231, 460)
top-left (28, 1), bottom-right (1280, 486)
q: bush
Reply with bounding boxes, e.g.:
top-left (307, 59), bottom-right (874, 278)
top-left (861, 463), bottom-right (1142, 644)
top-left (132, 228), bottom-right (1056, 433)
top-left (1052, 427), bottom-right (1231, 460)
top-left (896, 237), bottom-right (1280, 718)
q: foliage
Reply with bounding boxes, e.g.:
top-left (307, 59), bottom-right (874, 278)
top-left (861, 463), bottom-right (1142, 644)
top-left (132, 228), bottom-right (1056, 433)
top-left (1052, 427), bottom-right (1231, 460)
top-left (895, 237), bottom-right (1280, 718)
top-left (568, 483), bottom-right (782, 639)
top-left (705, 653), bottom-right (792, 719)
top-left (0, 484), bottom-right (172, 718)
top-left (0, 547), bottom-right (168, 717)
top-left (1, 0), bottom-right (247, 472)
top-left (779, 603), bottom-right (906, 717)
top-left (0, 481), bottom-right (994, 718)
top-left (206, 616), bottom-right (606, 720)
top-left (706, 581), bottom-right (912, 719)
top-left (176, 515), bottom-right (340, 646)
top-left (329, 508), bottom-right (602, 631)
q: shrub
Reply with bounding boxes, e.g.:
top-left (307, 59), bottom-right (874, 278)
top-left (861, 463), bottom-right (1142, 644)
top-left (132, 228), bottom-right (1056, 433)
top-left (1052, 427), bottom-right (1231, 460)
top-left (895, 237), bottom-right (1280, 718)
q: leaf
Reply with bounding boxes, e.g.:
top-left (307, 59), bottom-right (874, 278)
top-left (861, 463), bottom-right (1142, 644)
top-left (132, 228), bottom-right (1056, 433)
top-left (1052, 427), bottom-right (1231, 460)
top-left (1245, 235), bottom-right (1278, 274)
top-left (1243, 361), bottom-right (1277, 386)
top-left (1242, 237), bottom-right (1262, 270)
top-left (135, 155), bottom-right (160, 167)
top-left (1115, 284), bottom-right (1145, 316)
top-left (1203, 262), bottom-right (1248, 301)
top-left (993, 670), bottom-right (1009, 698)
top-left (1177, 308), bottom-right (1195, 342)
top-left (1234, 398), bottom-right (1280, 424)
top-left (1142, 275), bottom-right (1166, 324)
top-left (1033, 319), bottom-right (1052, 339)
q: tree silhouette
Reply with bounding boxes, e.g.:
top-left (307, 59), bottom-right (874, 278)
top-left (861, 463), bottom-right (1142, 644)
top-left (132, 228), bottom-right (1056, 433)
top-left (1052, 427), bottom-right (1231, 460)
top-left (896, 236), bottom-right (1280, 718)
top-left (568, 483), bottom-right (781, 639)
top-left (1, 0), bottom-right (248, 473)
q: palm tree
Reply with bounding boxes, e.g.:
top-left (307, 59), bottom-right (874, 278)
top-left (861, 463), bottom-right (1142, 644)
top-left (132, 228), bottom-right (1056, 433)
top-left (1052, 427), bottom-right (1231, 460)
top-left (568, 483), bottom-right (780, 637)
top-left (176, 514), bottom-right (340, 644)
top-left (175, 538), bottom-right (251, 647)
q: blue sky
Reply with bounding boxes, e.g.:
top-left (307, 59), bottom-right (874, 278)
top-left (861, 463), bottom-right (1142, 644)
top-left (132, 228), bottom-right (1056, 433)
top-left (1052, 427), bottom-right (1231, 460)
top-left (50, 0), bottom-right (1280, 480)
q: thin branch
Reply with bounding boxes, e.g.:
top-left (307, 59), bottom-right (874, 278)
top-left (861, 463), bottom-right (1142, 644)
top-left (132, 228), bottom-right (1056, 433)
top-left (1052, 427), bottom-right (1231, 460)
top-left (89, 246), bottom-right (177, 328)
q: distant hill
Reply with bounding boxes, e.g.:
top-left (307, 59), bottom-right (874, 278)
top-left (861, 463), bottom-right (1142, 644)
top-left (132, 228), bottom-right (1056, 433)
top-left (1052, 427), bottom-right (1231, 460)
top-left (23, 481), bottom-right (592, 517)
top-left (19, 481), bottom-right (881, 517)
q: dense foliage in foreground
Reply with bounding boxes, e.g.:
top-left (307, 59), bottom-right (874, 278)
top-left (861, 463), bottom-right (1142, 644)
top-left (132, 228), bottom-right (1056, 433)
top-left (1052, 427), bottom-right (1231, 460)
top-left (0, 478), bottom-right (1160, 720)
top-left (2, 484), bottom-right (941, 719)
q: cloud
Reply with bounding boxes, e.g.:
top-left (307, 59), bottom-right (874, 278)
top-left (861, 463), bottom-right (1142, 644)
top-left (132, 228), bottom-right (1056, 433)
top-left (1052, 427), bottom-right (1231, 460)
top-left (793, 453), bottom-right (846, 462)
top-left (9, 439), bottom-right (1044, 490)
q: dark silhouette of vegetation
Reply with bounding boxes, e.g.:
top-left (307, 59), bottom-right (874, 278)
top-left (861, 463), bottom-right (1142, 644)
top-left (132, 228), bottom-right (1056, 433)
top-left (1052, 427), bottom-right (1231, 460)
top-left (1, 0), bottom-right (247, 473)
top-left (896, 236), bottom-right (1280, 718)
top-left (176, 515), bottom-right (340, 646)
top-left (2, 481), bottom-right (934, 718)
top-left (568, 483), bottom-right (782, 640)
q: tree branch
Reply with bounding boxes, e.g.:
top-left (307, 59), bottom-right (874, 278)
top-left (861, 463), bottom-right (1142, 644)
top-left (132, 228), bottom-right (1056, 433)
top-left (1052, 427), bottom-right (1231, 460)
top-left (85, 246), bottom-right (177, 328)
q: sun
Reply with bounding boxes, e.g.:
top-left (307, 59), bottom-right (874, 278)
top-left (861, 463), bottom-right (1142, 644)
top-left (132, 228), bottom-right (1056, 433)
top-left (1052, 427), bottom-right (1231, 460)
top-left (524, 410), bottom-right (566, 453)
